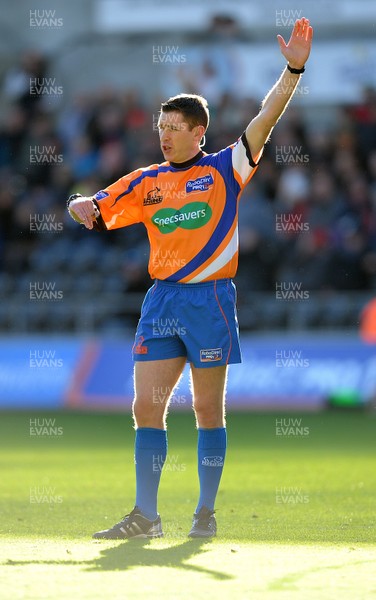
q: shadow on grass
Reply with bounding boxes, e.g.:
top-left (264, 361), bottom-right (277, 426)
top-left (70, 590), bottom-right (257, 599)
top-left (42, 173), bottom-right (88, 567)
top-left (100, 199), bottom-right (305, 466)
top-left (267, 558), bottom-right (375, 592)
top-left (5, 538), bottom-right (232, 580)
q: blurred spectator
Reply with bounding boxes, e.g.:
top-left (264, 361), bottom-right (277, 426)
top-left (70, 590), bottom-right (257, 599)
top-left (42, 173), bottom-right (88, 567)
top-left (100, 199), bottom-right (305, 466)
top-left (1, 46), bottom-right (376, 322)
top-left (3, 50), bottom-right (48, 115)
top-left (349, 86), bottom-right (376, 160)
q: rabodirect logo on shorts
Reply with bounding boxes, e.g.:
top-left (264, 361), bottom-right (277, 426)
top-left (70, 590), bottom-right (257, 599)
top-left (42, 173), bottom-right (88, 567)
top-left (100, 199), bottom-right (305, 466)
top-left (151, 202), bottom-right (212, 234)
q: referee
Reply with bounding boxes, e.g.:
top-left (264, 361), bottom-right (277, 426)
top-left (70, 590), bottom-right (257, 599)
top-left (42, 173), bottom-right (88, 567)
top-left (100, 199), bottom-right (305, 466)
top-left (68, 18), bottom-right (313, 539)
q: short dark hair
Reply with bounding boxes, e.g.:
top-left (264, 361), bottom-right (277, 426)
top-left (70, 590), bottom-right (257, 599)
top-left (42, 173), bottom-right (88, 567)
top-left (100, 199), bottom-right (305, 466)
top-left (160, 94), bottom-right (209, 131)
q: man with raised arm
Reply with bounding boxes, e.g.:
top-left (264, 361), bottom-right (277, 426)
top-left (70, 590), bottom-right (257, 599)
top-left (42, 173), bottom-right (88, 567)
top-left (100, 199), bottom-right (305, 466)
top-left (68, 18), bottom-right (313, 539)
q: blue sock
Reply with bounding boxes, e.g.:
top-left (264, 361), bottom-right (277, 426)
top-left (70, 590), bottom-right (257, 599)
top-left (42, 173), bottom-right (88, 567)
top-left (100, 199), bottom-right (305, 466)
top-left (134, 427), bottom-right (167, 521)
top-left (196, 427), bottom-right (227, 513)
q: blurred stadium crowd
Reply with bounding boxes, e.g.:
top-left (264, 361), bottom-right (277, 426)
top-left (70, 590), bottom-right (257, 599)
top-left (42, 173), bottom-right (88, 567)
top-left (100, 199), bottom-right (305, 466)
top-left (0, 47), bottom-right (376, 331)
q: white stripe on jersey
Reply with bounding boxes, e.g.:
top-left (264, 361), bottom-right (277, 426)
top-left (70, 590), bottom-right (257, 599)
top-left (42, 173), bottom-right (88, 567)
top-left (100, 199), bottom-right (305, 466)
top-left (187, 226), bottom-right (238, 283)
top-left (232, 138), bottom-right (256, 185)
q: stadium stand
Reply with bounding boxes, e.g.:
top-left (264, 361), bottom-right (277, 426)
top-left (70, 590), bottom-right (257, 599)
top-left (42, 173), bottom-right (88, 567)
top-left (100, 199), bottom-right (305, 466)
top-left (0, 3), bottom-right (375, 333)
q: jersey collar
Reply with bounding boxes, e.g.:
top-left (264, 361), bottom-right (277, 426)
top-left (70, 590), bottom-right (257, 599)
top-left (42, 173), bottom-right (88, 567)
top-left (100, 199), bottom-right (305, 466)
top-left (169, 151), bottom-right (204, 170)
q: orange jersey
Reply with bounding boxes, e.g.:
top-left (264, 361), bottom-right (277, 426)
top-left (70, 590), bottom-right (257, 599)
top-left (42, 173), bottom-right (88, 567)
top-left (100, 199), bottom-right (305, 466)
top-left (94, 133), bottom-right (258, 282)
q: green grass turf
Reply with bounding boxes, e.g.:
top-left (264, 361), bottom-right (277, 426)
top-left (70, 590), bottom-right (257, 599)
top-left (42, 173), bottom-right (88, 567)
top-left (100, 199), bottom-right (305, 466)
top-left (1, 410), bottom-right (375, 599)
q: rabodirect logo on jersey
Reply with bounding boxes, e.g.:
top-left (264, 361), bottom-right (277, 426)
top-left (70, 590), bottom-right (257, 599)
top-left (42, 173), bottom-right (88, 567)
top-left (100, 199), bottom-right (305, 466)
top-left (151, 202), bottom-right (212, 234)
top-left (186, 174), bottom-right (214, 194)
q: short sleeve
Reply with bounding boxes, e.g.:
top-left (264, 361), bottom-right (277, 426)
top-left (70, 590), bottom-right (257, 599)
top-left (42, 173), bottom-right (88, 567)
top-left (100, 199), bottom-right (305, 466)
top-left (93, 169), bottom-right (144, 230)
top-left (231, 132), bottom-right (260, 189)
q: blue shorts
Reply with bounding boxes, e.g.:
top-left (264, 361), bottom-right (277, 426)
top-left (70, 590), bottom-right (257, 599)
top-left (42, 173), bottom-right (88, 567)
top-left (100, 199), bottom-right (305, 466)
top-left (132, 278), bottom-right (241, 368)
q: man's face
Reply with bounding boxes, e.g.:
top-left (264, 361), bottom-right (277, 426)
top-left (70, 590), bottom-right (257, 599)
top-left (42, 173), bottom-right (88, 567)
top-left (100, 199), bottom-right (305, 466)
top-left (158, 111), bottom-right (203, 163)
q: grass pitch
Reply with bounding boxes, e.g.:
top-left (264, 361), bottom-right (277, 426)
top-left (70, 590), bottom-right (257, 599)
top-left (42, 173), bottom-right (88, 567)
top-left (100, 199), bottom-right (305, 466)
top-left (1, 410), bottom-right (375, 599)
